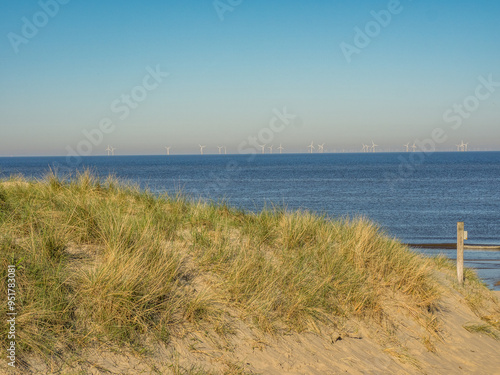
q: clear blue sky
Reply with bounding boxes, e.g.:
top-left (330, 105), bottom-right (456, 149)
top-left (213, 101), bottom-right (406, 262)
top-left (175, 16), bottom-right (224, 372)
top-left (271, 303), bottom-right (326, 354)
top-left (1, 0), bottom-right (499, 155)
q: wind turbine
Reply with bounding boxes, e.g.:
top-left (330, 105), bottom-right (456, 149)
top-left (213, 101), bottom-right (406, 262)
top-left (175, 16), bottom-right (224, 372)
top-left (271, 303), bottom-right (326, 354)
top-left (362, 144), bottom-right (368, 153)
top-left (371, 141), bottom-right (378, 153)
top-left (217, 146), bottom-right (224, 154)
top-left (268, 145), bottom-right (273, 154)
top-left (412, 143), bottom-right (417, 152)
top-left (259, 144), bottom-right (266, 154)
top-left (165, 146), bottom-right (171, 155)
top-left (199, 144), bottom-right (206, 155)
top-left (308, 141), bottom-right (315, 153)
top-left (278, 143), bottom-right (284, 154)
top-left (318, 143), bottom-right (325, 153)
top-left (459, 141), bottom-right (468, 152)
top-left (463, 142), bottom-right (469, 152)
top-left (224, 146), bottom-right (227, 154)
top-left (456, 143), bottom-right (462, 152)
top-left (105, 145), bottom-right (112, 156)
top-left (111, 147), bottom-right (116, 156)
top-left (404, 143), bottom-right (410, 152)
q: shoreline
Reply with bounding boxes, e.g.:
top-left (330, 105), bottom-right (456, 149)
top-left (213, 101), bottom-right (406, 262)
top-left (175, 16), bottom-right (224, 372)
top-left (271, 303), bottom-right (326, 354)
top-left (407, 243), bottom-right (500, 250)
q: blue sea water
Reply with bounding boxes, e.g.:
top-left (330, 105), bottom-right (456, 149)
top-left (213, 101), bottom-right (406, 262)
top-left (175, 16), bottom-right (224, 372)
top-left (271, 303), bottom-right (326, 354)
top-left (1, 152), bottom-right (499, 290)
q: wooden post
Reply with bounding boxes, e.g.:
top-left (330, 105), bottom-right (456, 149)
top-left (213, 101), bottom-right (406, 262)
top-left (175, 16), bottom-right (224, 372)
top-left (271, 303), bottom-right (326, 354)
top-left (457, 222), bottom-right (464, 285)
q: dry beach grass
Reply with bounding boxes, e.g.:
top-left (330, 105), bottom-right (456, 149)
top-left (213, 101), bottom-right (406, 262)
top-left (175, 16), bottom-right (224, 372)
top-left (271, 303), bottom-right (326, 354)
top-left (0, 172), bottom-right (499, 374)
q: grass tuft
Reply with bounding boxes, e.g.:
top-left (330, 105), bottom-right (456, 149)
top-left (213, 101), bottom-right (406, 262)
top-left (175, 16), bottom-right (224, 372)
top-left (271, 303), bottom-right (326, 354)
top-left (463, 323), bottom-right (500, 340)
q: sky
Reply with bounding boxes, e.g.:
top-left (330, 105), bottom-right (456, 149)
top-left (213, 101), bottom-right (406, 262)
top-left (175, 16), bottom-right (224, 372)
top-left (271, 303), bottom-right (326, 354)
top-left (1, 0), bottom-right (500, 156)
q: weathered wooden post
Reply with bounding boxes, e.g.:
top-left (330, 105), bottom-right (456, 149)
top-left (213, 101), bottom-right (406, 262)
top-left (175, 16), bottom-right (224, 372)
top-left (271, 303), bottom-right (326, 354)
top-left (457, 222), bottom-right (465, 284)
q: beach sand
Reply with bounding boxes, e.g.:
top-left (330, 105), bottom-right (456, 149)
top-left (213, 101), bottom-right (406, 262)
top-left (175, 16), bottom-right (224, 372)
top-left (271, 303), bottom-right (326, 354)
top-left (17, 282), bottom-right (500, 375)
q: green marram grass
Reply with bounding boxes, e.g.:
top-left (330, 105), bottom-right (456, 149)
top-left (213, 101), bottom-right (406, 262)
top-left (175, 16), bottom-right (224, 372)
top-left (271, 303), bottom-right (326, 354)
top-left (0, 171), bottom-right (478, 363)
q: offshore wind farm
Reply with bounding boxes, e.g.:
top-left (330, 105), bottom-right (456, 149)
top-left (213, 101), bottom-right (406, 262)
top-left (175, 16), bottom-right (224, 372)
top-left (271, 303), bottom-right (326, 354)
top-left (102, 140), bottom-right (474, 156)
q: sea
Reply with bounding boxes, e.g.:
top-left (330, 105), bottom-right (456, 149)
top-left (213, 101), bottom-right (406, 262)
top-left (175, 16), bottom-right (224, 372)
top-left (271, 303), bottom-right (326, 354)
top-left (1, 152), bottom-right (499, 290)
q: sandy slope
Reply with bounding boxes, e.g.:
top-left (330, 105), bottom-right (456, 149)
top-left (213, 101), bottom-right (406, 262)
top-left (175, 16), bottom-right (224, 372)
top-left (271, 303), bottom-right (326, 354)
top-left (11, 285), bottom-right (500, 375)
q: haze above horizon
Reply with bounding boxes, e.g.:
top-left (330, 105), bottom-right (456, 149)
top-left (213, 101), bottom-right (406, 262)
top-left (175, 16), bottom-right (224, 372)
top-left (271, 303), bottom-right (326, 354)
top-left (1, 0), bottom-right (499, 156)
